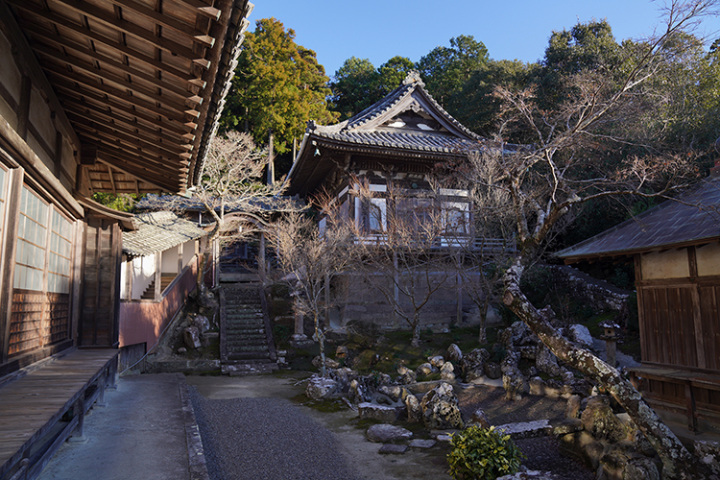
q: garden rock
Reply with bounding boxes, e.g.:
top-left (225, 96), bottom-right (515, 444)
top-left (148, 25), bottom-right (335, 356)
top-left (416, 363), bottom-right (436, 376)
top-left (378, 385), bottom-right (406, 402)
top-left (484, 362), bottom-right (502, 379)
top-left (566, 395), bottom-right (582, 419)
top-left (468, 407), bottom-right (490, 428)
top-left (623, 457), bottom-right (660, 480)
top-left (440, 362), bottom-right (455, 381)
top-left (192, 315), bottom-right (210, 333)
top-left (409, 439), bottom-right (436, 449)
top-left (695, 440), bottom-right (720, 475)
top-left (312, 355), bottom-right (340, 370)
top-left (306, 375), bottom-right (339, 400)
top-left (405, 393), bottom-right (422, 423)
top-left (447, 344), bottom-right (463, 363)
top-left (366, 424), bottom-right (413, 443)
top-left (420, 382), bottom-right (464, 429)
top-left (461, 348), bottom-right (489, 381)
top-left (183, 326), bottom-right (201, 350)
top-left (581, 395), bottom-right (627, 442)
top-left (429, 355), bottom-right (446, 368)
top-left (358, 402), bottom-right (402, 423)
top-left (397, 365), bottom-right (417, 384)
top-left (568, 324), bottom-right (594, 348)
top-left (535, 345), bottom-right (563, 377)
top-left (497, 471), bottom-right (563, 480)
top-left (335, 345), bottom-right (349, 359)
top-left (503, 369), bottom-right (529, 401)
top-left (379, 444), bottom-right (408, 454)
top-left (348, 379), bottom-right (369, 403)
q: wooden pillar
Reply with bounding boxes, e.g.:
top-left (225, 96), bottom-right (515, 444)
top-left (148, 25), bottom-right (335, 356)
top-left (259, 232), bottom-right (266, 280)
top-left (124, 257), bottom-right (133, 301)
top-left (154, 252), bottom-right (162, 301)
top-left (0, 168), bottom-right (23, 363)
top-left (688, 247), bottom-right (706, 369)
top-left (177, 243), bottom-right (184, 274)
top-left (16, 75), bottom-right (31, 140)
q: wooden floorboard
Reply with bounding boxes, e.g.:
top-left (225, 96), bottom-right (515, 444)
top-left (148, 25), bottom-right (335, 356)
top-left (0, 349), bottom-right (118, 478)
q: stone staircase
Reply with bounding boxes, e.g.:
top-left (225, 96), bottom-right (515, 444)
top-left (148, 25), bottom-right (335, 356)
top-left (220, 283), bottom-right (277, 375)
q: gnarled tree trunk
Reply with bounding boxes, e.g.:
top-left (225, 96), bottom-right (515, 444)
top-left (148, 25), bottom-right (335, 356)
top-left (502, 257), bottom-right (702, 480)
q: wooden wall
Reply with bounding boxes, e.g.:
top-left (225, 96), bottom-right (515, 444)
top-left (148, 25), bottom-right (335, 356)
top-left (79, 217), bottom-right (121, 347)
top-left (636, 246), bottom-right (720, 372)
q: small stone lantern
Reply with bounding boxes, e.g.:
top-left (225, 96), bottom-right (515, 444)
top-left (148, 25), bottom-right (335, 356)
top-left (599, 321), bottom-right (621, 367)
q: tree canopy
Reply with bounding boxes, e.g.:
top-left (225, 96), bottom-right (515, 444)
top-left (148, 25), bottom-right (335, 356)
top-left (220, 18), bottom-right (338, 154)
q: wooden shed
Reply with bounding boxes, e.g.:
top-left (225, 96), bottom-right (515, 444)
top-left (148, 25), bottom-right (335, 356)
top-left (557, 176), bottom-right (720, 432)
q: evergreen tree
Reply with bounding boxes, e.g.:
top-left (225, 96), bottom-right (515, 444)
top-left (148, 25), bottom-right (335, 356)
top-left (220, 18), bottom-right (338, 154)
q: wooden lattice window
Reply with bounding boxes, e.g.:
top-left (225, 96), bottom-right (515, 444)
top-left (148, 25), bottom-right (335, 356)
top-left (14, 186), bottom-right (49, 291)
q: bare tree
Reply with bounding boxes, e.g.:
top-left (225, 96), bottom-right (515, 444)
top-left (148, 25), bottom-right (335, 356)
top-left (142, 131), bottom-right (289, 292)
top-left (350, 179), bottom-right (454, 348)
top-left (450, 2), bottom-right (718, 477)
top-left (269, 197), bottom-right (355, 376)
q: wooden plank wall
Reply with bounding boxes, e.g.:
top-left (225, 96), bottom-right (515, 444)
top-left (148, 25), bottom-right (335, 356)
top-left (7, 291), bottom-right (69, 357)
top-left (638, 283), bottom-right (720, 371)
top-left (79, 217), bottom-right (120, 347)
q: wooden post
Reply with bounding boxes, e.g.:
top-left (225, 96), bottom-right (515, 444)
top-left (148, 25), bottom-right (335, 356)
top-left (177, 243), bottom-right (184, 275)
top-left (154, 252), bottom-right (162, 301)
top-left (455, 271), bottom-right (463, 328)
top-left (124, 257), bottom-right (133, 300)
top-left (0, 168), bottom-right (23, 363)
top-left (259, 232), bottom-right (266, 280)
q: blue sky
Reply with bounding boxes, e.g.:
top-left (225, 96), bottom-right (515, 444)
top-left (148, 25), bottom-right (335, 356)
top-left (248, 1), bottom-right (718, 78)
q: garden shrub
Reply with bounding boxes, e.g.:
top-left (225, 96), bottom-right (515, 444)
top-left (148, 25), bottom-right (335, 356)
top-left (447, 425), bottom-right (524, 480)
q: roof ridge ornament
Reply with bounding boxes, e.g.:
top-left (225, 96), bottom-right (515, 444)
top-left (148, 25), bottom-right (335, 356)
top-left (402, 71), bottom-right (425, 87)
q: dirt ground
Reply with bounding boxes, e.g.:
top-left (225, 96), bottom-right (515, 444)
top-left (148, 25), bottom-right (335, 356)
top-left (187, 373), bottom-right (594, 480)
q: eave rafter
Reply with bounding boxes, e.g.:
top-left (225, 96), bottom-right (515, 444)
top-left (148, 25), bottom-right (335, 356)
top-left (4, 0), bottom-right (242, 194)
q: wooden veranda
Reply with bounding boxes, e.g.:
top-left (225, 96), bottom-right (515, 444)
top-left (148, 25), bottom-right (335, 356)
top-left (0, 349), bottom-right (118, 480)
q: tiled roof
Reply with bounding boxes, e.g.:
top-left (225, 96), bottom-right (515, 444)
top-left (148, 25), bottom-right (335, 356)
top-left (123, 211), bottom-right (207, 257)
top-left (308, 71), bottom-right (484, 155)
top-left (556, 176), bottom-right (720, 261)
top-left (313, 129), bottom-right (480, 155)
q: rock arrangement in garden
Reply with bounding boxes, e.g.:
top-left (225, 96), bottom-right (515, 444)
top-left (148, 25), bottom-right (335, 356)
top-left (303, 322), bottom-right (720, 479)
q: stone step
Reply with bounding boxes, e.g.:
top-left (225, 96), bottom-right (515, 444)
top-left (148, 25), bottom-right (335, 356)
top-left (227, 344), bottom-right (269, 353)
top-left (221, 361), bottom-right (278, 376)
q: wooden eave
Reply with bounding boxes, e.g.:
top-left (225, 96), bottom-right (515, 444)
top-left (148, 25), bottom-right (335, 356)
top-left (560, 237), bottom-right (720, 265)
top-left (5, 0), bottom-right (251, 195)
top-left (287, 132), bottom-right (471, 196)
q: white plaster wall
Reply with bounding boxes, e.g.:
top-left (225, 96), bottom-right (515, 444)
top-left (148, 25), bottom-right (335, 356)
top-left (131, 254), bottom-right (156, 299)
top-left (162, 247), bottom-right (178, 274)
top-left (182, 240), bottom-right (196, 268)
top-left (641, 249), bottom-right (689, 280)
top-left (696, 243), bottom-right (720, 277)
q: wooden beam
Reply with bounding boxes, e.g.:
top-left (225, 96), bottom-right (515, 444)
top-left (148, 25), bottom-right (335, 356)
top-left (104, 0), bottom-right (217, 43)
top-left (17, 10), bottom-right (196, 84)
top-left (62, 102), bottom-right (190, 147)
top-left (22, 0), bottom-right (198, 59)
top-left (95, 158), bottom-right (179, 193)
top-left (70, 117), bottom-right (191, 158)
top-left (53, 82), bottom-right (191, 137)
top-left (106, 164), bottom-right (117, 194)
top-left (31, 38), bottom-right (194, 99)
top-left (43, 65), bottom-right (189, 124)
top-left (80, 144), bottom-right (98, 166)
top-left (77, 133), bottom-right (188, 173)
top-left (35, 48), bottom-right (191, 113)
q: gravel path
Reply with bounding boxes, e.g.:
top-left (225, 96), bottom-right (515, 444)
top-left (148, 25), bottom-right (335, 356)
top-left (189, 388), bottom-right (363, 480)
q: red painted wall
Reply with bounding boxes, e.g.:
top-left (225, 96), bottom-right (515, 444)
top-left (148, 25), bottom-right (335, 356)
top-left (119, 259), bottom-right (198, 349)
